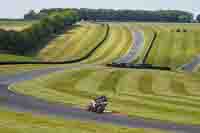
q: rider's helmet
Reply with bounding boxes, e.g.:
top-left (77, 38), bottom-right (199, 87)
top-left (95, 96), bottom-right (107, 103)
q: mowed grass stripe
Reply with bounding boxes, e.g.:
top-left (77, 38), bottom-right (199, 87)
top-left (117, 94), bottom-right (200, 115)
top-left (100, 25), bottom-right (132, 63)
top-left (44, 69), bottom-right (95, 90)
top-left (170, 78), bottom-right (190, 95)
top-left (152, 71), bottom-right (173, 95)
top-left (61, 24), bottom-right (107, 61)
top-left (169, 33), bottom-right (187, 67)
top-left (0, 106), bottom-right (170, 133)
top-left (39, 23), bottom-right (107, 61)
top-left (39, 24), bottom-right (90, 60)
top-left (84, 24), bottom-right (132, 64)
top-left (84, 24), bottom-right (123, 63)
top-left (121, 93), bottom-right (200, 110)
top-left (147, 31), bottom-right (172, 67)
top-left (116, 72), bottom-right (141, 94)
top-left (75, 69), bottom-right (113, 93)
top-left (113, 95), bottom-right (200, 122)
top-left (144, 24), bottom-right (200, 68)
top-left (98, 70), bottom-right (127, 94)
top-left (138, 72), bottom-right (154, 94)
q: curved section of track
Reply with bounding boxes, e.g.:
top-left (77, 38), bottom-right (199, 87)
top-left (180, 55), bottom-right (200, 72)
top-left (113, 29), bottom-right (144, 63)
top-left (0, 66), bottom-right (200, 133)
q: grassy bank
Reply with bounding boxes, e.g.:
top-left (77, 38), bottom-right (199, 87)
top-left (84, 24), bottom-right (132, 64)
top-left (130, 23), bottom-right (200, 68)
top-left (11, 67), bottom-right (200, 125)
top-left (0, 106), bottom-right (170, 133)
top-left (39, 23), bottom-right (108, 61)
top-left (0, 54), bottom-right (36, 62)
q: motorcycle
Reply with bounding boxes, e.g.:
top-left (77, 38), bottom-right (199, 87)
top-left (87, 100), bottom-right (108, 113)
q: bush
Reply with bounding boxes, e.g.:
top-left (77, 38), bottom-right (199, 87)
top-left (183, 29), bottom-right (187, 32)
top-left (0, 10), bottom-right (80, 54)
top-left (176, 29), bottom-right (181, 32)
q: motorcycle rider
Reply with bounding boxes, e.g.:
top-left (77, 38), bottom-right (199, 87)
top-left (91, 96), bottom-right (108, 109)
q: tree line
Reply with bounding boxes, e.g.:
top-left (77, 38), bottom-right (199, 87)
top-left (0, 9), bottom-right (80, 55)
top-left (25, 8), bottom-right (194, 22)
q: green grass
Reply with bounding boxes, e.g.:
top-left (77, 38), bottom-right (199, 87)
top-left (0, 20), bottom-right (37, 31)
top-left (0, 64), bottom-right (66, 75)
top-left (0, 54), bottom-right (36, 62)
top-left (11, 67), bottom-right (200, 125)
top-left (0, 106), bottom-right (170, 133)
top-left (0, 22), bottom-right (109, 62)
top-left (128, 23), bottom-right (200, 68)
top-left (38, 23), bottom-right (108, 61)
top-left (0, 23), bottom-right (133, 63)
top-left (83, 24), bottom-right (132, 64)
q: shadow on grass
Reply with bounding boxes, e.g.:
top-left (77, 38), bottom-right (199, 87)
top-left (28, 24), bottom-right (82, 57)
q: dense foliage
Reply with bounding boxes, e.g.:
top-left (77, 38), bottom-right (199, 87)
top-left (77, 9), bottom-right (193, 22)
top-left (27, 8), bottom-right (194, 22)
top-left (197, 14), bottom-right (200, 22)
top-left (0, 10), bottom-right (80, 55)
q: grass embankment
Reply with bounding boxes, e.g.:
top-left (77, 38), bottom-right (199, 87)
top-left (11, 67), bottom-right (200, 125)
top-left (0, 20), bottom-right (37, 31)
top-left (0, 64), bottom-right (65, 75)
top-left (84, 24), bottom-right (132, 64)
top-left (39, 23), bottom-right (108, 61)
top-left (140, 23), bottom-right (200, 68)
top-left (0, 107), bottom-right (169, 133)
top-left (0, 54), bottom-right (36, 62)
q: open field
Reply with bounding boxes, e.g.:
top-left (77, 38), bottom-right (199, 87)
top-left (0, 20), bottom-right (37, 31)
top-left (38, 23), bottom-right (108, 61)
top-left (11, 67), bottom-right (200, 125)
top-left (0, 106), bottom-right (170, 133)
top-left (129, 23), bottom-right (200, 68)
top-left (0, 23), bottom-right (133, 63)
top-left (83, 24), bottom-right (132, 64)
top-left (1, 22), bottom-right (200, 69)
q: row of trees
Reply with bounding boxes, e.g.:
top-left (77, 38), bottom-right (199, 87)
top-left (77, 9), bottom-right (194, 22)
top-left (25, 8), bottom-right (194, 22)
top-left (0, 9), bottom-right (80, 55)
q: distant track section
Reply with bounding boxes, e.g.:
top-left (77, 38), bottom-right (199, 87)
top-left (113, 30), bottom-right (144, 63)
top-left (0, 24), bottom-right (110, 65)
top-left (180, 55), bottom-right (200, 72)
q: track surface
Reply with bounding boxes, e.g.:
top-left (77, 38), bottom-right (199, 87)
top-left (114, 30), bottom-right (144, 63)
top-left (0, 66), bottom-right (200, 133)
top-left (180, 55), bottom-right (200, 72)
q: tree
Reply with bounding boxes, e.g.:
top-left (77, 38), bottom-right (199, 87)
top-left (196, 14), bottom-right (200, 22)
top-left (24, 10), bottom-right (39, 20)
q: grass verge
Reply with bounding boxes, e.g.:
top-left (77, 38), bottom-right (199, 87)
top-left (10, 67), bottom-right (200, 125)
